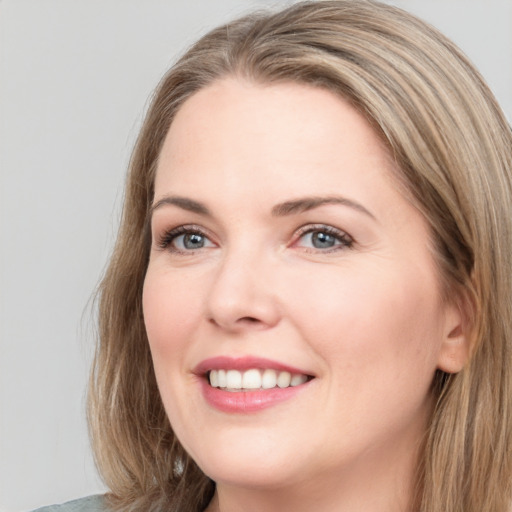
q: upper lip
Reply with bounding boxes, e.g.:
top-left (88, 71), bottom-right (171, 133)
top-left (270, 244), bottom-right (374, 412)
top-left (194, 356), bottom-right (314, 377)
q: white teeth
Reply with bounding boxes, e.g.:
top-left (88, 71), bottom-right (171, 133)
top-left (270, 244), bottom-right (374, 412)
top-left (277, 371), bottom-right (291, 388)
top-left (208, 368), bottom-right (309, 391)
top-left (217, 369), bottom-right (227, 388)
top-left (226, 369), bottom-right (242, 389)
top-left (261, 369), bottom-right (277, 389)
top-left (242, 369), bottom-right (262, 389)
top-left (209, 369), bottom-right (219, 387)
top-left (290, 373), bottom-right (308, 386)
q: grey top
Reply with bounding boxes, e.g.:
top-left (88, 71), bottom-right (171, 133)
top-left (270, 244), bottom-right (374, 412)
top-left (32, 495), bottom-right (108, 512)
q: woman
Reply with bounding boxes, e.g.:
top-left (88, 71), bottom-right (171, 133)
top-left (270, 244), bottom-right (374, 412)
top-left (39, 1), bottom-right (512, 511)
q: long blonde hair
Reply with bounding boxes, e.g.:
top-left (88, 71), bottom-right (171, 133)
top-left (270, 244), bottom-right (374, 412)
top-left (89, 1), bottom-right (512, 511)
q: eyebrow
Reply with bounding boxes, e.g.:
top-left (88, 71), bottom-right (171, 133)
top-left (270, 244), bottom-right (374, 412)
top-left (150, 194), bottom-right (375, 221)
top-left (271, 196), bottom-right (376, 220)
top-left (150, 196), bottom-right (212, 217)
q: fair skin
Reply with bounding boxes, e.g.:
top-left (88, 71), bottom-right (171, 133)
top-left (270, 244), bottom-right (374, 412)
top-left (143, 78), bottom-right (468, 512)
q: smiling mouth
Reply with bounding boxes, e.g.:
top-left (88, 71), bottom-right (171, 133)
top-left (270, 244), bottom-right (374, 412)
top-left (208, 368), bottom-right (313, 392)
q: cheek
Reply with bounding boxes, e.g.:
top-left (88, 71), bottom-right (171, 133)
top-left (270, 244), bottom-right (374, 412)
top-left (142, 267), bottom-right (203, 365)
top-left (285, 262), bottom-right (444, 379)
top-left (142, 267), bottom-right (206, 432)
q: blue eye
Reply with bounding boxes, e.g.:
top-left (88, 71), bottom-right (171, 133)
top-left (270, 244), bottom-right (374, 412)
top-left (310, 231), bottom-right (337, 249)
top-left (175, 232), bottom-right (209, 250)
top-left (157, 226), bottom-right (215, 252)
top-left (296, 226), bottom-right (353, 251)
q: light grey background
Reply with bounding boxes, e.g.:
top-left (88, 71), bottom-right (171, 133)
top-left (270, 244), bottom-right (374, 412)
top-left (1, 1), bottom-right (511, 511)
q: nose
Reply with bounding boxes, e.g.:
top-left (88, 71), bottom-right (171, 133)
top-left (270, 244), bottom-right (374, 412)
top-left (205, 248), bottom-right (281, 332)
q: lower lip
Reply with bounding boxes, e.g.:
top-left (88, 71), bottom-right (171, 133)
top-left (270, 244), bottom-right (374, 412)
top-left (200, 378), bottom-right (310, 413)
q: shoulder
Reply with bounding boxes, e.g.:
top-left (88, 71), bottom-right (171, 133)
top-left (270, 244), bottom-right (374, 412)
top-left (32, 495), bottom-right (108, 512)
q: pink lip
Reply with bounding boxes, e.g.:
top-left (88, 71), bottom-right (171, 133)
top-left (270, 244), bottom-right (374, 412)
top-left (194, 356), bottom-right (314, 414)
top-left (200, 381), bottom-right (310, 413)
top-left (194, 356), bottom-right (311, 376)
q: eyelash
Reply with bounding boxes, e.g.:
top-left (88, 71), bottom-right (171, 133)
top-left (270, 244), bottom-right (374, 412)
top-left (155, 224), bottom-right (209, 252)
top-left (154, 224), bottom-right (354, 254)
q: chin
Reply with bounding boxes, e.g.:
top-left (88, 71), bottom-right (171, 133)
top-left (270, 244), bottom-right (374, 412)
top-left (182, 427), bottom-right (308, 489)
top-left (200, 456), bottom-right (301, 490)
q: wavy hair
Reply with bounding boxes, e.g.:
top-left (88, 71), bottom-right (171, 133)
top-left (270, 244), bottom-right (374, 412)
top-left (88, 1), bottom-right (512, 511)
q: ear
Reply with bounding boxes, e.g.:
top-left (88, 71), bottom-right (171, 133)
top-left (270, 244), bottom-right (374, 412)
top-left (436, 297), bottom-right (472, 374)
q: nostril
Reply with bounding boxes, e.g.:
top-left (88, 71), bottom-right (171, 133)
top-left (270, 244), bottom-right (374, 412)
top-left (239, 317), bottom-right (260, 324)
top-left (208, 316), bottom-right (260, 327)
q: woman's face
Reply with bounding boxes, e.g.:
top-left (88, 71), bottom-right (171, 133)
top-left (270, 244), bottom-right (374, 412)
top-left (143, 79), bottom-right (464, 494)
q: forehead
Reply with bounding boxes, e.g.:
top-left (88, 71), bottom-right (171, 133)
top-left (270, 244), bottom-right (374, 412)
top-left (155, 78), bottom-right (399, 203)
